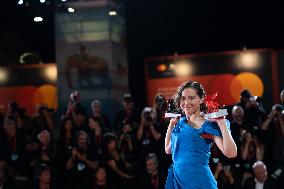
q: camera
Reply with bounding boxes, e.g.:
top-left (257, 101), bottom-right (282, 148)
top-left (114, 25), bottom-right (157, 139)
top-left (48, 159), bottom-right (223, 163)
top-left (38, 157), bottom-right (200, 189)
top-left (223, 165), bottom-right (231, 171)
top-left (39, 104), bottom-right (54, 113)
top-left (249, 96), bottom-right (258, 102)
top-left (70, 91), bottom-right (80, 103)
top-left (142, 107), bottom-right (155, 122)
top-left (9, 101), bottom-right (26, 115)
top-left (144, 112), bottom-right (154, 122)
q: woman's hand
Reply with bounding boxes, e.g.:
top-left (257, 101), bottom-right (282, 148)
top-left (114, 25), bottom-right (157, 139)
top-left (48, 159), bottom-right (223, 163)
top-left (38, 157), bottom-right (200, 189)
top-left (207, 116), bottom-right (226, 126)
top-left (169, 116), bottom-right (180, 128)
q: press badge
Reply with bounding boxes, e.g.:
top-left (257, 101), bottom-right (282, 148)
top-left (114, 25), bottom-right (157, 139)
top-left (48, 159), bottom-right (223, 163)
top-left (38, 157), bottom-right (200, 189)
top-left (11, 153), bottom-right (18, 161)
top-left (142, 139), bottom-right (150, 145)
top-left (77, 163), bottom-right (86, 171)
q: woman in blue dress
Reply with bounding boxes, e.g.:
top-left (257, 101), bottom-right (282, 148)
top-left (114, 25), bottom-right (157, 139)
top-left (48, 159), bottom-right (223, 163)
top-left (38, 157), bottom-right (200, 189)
top-left (165, 81), bottom-right (237, 189)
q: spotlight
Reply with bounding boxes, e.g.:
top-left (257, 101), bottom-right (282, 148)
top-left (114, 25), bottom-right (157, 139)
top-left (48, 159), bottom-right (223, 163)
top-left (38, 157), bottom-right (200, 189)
top-left (18, 0), bottom-right (24, 5)
top-left (68, 7), bottom-right (75, 13)
top-left (109, 11), bottom-right (117, 16)
top-left (34, 17), bottom-right (43, 22)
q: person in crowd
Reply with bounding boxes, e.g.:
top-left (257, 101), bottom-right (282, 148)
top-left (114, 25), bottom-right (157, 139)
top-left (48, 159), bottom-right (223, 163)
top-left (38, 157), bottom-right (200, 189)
top-left (90, 100), bottom-right (112, 132)
top-left (240, 130), bottom-right (264, 185)
top-left (214, 162), bottom-right (240, 189)
top-left (243, 161), bottom-right (277, 189)
top-left (231, 106), bottom-right (249, 145)
top-left (117, 123), bottom-right (136, 164)
top-left (280, 90), bottom-right (284, 106)
top-left (35, 164), bottom-right (52, 189)
top-left (260, 104), bottom-right (284, 168)
top-left (88, 116), bottom-right (104, 159)
top-left (236, 89), bottom-right (266, 132)
top-left (137, 107), bottom-right (163, 163)
top-left (30, 130), bottom-right (53, 168)
top-left (63, 91), bottom-right (87, 131)
top-left (139, 153), bottom-right (166, 189)
top-left (0, 161), bottom-right (13, 189)
top-left (31, 104), bottom-right (54, 135)
top-left (113, 94), bottom-right (140, 132)
top-left (93, 166), bottom-right (115, 189)
top-left (152, 94), bottom-right (168, 127)
top-left (0, 118), bottom-right (30, 184)
top-left (103, 135), bottom-right (134, 189)
top-left (66, 131), bottom-right (99, 188)
top-left (54, 117), bottom-right (76, 188)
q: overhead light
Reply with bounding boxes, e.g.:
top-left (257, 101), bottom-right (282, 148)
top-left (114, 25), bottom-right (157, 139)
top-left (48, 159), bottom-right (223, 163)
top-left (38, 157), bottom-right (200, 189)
top-left (34, 17), bottom-right (43, 22)
top-left (109, 11), bottom-right (117, 16)
top-left (68, 7), bottom-right (75, 13)
top-left (18, 0), bottom-right (24, 5)
top-left (174, 60), bottom-right (193, 77)
top-left (40, 0), bottom-right (45, 3)
top-left (238, 51), bottom-right (259, 69)
top-left (45, 65), bottom-right (58, 82)
top-left (61, 0), bottom-right (67, 1)
top-left (0, 68), bottom-right (9, 84)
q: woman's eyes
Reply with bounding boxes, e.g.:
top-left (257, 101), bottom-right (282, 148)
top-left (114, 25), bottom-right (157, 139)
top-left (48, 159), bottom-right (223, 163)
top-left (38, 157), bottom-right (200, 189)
top-left (180, 97), bottom-right (195, 101)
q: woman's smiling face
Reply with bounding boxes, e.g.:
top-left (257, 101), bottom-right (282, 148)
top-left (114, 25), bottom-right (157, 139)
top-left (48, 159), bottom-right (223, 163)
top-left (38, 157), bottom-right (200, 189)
top-left (180, 87), bottom-right (203, 115)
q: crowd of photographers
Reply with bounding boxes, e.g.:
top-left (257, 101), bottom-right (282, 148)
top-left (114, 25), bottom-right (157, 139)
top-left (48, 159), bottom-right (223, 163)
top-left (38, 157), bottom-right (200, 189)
top-left (1, 89), bottom-right (284, 189)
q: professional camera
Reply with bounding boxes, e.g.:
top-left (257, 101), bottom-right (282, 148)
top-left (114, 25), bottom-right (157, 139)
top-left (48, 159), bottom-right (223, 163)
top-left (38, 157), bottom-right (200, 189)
top-left (9, 101), bottom-right (26, 115)
top-left (38, 104), bottom-right (54, 113)
top-left (142, 107), bottom-right (155, 122)
top-left (70, 91), bottom-right (80, 103)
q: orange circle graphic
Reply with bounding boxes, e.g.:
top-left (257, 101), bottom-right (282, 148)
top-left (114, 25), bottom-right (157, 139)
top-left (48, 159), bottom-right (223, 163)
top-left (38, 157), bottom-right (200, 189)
top-left (33, 84), bottom-right (58, 110)
top-left (230, 72), bottom-right (264, 102)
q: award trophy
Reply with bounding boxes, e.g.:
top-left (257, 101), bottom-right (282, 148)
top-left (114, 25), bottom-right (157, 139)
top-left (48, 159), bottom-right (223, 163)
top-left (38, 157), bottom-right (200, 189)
top-left (164, 99), bottom-right (182, 118)
top-left (203, 92), bottom-right (228, 119)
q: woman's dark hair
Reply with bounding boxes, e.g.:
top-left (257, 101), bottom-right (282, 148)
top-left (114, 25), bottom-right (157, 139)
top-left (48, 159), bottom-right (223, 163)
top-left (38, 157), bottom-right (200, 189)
top-left (174, 81), bottom-right (207, 112)
top-left (89, 115), bottom-right (102, 127)
top-left (58, 117), bottom-right (75, 144)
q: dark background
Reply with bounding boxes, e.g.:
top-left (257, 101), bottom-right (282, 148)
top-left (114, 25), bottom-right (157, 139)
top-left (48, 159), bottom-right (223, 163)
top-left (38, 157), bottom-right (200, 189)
top-left (1, 0), bottom-right (283, 109)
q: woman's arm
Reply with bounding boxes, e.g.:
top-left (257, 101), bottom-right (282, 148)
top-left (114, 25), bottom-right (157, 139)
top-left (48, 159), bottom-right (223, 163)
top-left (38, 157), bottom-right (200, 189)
top-left (214, 118), bottom-right (237, 158)
top-left (260, 116), bottom-right (273, 131)
top-left (149, 125), bottom-right (161, 141)
top-left (107, 160), bottom-right (132, 178)
top-left (165, 117), bottom-right (179, 154)
top-left (137, 119), bottom-right (145, 140)
top-left (241, 142), bottom-right (249, 160)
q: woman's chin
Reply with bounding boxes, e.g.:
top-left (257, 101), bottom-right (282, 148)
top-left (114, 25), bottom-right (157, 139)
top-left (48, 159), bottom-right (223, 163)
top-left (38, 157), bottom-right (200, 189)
top-left (184, 111), bottom-right (192, 115)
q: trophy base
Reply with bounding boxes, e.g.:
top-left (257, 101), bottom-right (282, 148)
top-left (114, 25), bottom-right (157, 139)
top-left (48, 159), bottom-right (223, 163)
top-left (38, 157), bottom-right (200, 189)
top-left (165, 112), bottom-right (181, 118)
top-left (204, 109), bottom-right (228, 119)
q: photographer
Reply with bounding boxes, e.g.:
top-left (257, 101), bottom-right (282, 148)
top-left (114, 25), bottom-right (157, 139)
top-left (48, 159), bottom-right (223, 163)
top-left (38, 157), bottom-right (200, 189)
top-left (66, 131), bottom-right (98, 188)
top-left (90, 100), bottom-right (112, 133)
top-left (113, 94), bottom-right (140, 133)
top-left (240, 131), bottom-right (264, 185)
top-left (137, 107), bottom-right (162, 163)
top-left (117, 123), bottom-right (136, 164)
top-left (260, 104), bottom-right (284, 169)
top-left (280, 90), bottom-right (284, 106)
top-left (152, 94), bottom-right (168, 127)
top-left (214, 162), bottom-right (240, 189)
top-left (31, 104), bottom-right (54, 136)
top-left (0, 118), bottom-right (31, 186)
top-left (236, 90), bottom-right (266, 130)
top-left (6, 101), bottom-right (28, 130)
top-left (64, 91), bottom-right (87, 131)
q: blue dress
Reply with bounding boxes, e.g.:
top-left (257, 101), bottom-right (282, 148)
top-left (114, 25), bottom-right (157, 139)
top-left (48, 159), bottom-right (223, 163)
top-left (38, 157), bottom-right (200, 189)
top-left (165, 117), bottom-right (230, 189)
